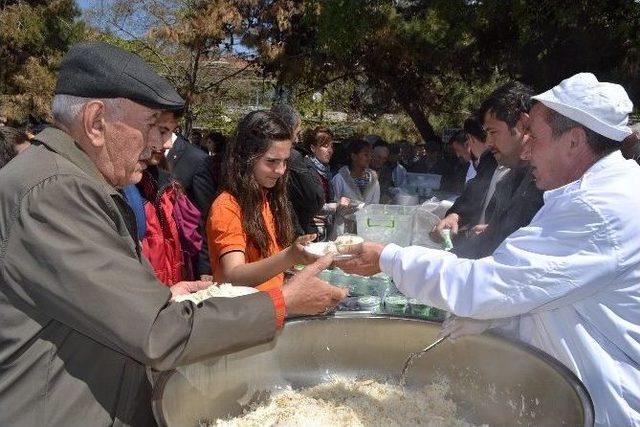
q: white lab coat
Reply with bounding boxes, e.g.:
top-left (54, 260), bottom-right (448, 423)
top-left (379, 151), bottom-right (640, 426)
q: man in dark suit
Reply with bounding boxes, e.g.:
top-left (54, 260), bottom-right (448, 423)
top-left (270, 103), bottom-right (325, 237)
top-left (452, 81), bottom-right (544, 259)
top-left (167, 131), bottom-right (213, 211)
top-left (432, 115), bottom-right (499, 245)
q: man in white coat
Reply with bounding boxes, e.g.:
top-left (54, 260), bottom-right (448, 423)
top-left (338, 73), bottom-right (640, 426)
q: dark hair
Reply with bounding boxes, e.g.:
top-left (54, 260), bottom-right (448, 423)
top-left (222, 110), bottom-right (295, 257)
top-left (479, 81), bottom-right (534, 130)
top-left (541, 103), bottom-right (619, 158)
top-left (270, 103), bottom-right (301, 134)
top-left (0, 129), bottom-right (15, 169)
top-left (303, 126), bottom-right (333, 150)
top-left (389, 144), bottom-right (401, 155)
top-left (347, 139), bottom-right (371, 156)
top-left (346, 139), bottom-right (372, 169)
top-left (373, 140), bottom-right (389, 149)
top-left (450, 130), bottom-right (467, 146)
top-left (463, 115), bottom-right (487, 142)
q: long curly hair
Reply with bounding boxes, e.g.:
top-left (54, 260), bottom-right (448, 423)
top-left (221, 110), bottom-right (295, 257)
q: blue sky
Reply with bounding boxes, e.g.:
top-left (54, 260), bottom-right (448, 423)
top-left (76, 1), bottom-right (257, 56)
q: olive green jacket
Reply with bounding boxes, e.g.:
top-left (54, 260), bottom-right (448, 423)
top-left (0, 127), bottom-right (277, 426)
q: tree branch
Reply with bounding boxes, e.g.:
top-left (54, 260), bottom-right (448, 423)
top-left (197, 61), bottom-right (256, 93)
top-left (295, 71), bottom-right (359, 97)
top-left (110, 21), bottom-right (181, 78)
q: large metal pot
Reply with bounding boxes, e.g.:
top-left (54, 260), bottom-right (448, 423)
top-left (152, 315), bottom-right (593, 426)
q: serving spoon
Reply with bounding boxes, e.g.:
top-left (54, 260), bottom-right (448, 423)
top-left (399, 333), bottom-right (450, 386)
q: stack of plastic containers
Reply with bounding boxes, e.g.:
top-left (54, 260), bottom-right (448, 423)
top-left (314, 268), bottom-right (446, 321)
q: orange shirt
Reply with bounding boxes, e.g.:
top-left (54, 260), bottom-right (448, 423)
top-left (207, 191), bottom-right (284, 291)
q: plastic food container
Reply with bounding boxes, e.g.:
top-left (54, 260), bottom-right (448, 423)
top-left (408, 298), bottom-right (432, 318)
top-left (357, 296), bottom-right (381, 311)
top-left (349, 275), bottom-right (370, 297)
top-left (338, 296), bottom-right (360, 311)
top-left (368, 275), bottom-right (390, 297)
top-left (355, 205), bottom-right (416, 246)
top-left (429, 307), bottom-right (447, 321)
top-left (317, 270), bottom-right (333, 282)
top-left (330, 269), bottom-right (351, 289)
top-left (384, 295), bottom-right (408, 315)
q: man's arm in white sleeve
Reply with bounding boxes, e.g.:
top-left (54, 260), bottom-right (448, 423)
top-left (379, 201), bottom-right (616, 320)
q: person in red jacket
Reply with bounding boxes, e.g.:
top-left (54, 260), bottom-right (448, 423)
top-left (137, 111), bottom-right (203, 285)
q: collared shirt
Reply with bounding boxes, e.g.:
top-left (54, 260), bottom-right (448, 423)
top-left (380, 151), bottom-right (640, 426)
top-left (164, 132), bottom-right (178, 157)
top-left (465, 160), bottom-right (477, 182)
top-left (478, 165), bottom-right (509, 224)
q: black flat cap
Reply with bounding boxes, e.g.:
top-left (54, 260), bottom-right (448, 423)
top-left (55, 42), bottom-right (185, 112)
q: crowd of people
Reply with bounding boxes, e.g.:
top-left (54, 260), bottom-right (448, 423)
top-left (1, 41), bottom-right (640, 426)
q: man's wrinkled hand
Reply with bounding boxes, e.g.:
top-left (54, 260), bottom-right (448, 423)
top-left (170, 280), bottom-right (214, 301)
top-left (282, 255), bottom-right (348, 316)
top-left (430, 213), bottom-right (460, 243)
top-left (333, 241), bottom-right (385, 276)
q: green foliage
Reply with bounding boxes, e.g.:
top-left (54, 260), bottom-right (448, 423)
top-left (248, 0), bottom-right (505, 142)
top-left (471, 0), bottom-right (640, 100)
top-left (0, 0), bottom-right (86, 124)
top-left (251, 0), bottom-right (639, 141)
top-left (83, 0), bottom-right (264, 135)
top-left (5, 0), bottom-right (637, 137)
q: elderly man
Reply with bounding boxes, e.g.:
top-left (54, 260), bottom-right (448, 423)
top-left (0, 42), bottom-right (346, 426)
top-left (371, 143), bottom-right (394, 203)
top-left (371, 143), bottom-right (409, 204)
top-left (338, 73), bottom-right (640, 425)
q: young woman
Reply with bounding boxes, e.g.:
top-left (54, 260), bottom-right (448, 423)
top-left (304, 126), bottom-right (350, 240)
top-left (331, 139), bottom-right (380, 236)
top-left (207, 110), bottom-right (315, 291)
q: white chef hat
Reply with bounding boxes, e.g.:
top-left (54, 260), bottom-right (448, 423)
top-left (532, 73), bottom-right (633, 142)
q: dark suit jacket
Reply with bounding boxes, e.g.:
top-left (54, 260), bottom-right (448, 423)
top-left (453, 165), bottom-right (544, 259)
top-left (287, 148), bottom-right (325, 236)
top-left (167, 135), bottom-right (210, 209)
top-left (446, 150), bottom-right (498, 228)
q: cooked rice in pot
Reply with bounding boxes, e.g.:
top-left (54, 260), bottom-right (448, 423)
top-left (213, 377), bottom-right (484, 427)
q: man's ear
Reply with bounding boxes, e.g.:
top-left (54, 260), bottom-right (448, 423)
top-left (517, 112), bottom-right (531, 143)
top-left (569, 126), bottom-right (588, 149)
top-left (517, 112), bottom-right (530, 132)
top-left (83, 100), bottom-right (106, 148)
